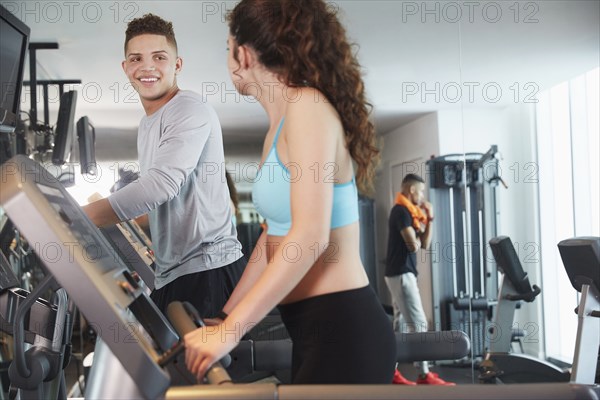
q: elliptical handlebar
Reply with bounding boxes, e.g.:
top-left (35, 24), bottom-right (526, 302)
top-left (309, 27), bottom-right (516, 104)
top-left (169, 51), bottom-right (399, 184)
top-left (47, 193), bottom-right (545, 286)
top-left (504, 283), bottom-right (541, 303)
top-left (164, 301), bottom-right (232, 385)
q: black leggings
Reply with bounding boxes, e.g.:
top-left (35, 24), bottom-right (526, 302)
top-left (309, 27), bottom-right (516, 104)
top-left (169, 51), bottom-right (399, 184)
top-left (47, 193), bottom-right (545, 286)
top-left (278, 285), bottom-right (396, 384)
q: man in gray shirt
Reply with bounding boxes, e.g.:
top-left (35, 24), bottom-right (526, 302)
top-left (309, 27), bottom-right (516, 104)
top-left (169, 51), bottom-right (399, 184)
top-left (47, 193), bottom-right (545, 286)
top-left (83, 14), bottom-right (245, 316)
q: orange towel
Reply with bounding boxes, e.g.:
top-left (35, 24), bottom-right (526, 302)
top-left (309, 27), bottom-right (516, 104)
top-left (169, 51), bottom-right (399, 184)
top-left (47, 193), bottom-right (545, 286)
top-left (395, 193), bottom-right (428, 231)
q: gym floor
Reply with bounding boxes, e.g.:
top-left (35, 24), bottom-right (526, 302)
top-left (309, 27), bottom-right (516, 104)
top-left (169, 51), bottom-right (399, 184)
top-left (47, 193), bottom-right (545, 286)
top-left (397, 362), bottom-right (481, 385)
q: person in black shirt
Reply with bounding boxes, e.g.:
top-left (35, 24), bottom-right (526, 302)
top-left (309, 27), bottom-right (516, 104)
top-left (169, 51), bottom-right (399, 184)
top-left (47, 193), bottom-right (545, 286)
top-left (385, 174), bottom-right (454, 386)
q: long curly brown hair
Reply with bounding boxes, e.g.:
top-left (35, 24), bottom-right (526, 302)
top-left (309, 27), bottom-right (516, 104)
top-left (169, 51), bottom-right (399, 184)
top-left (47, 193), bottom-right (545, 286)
top-left (227, 0), bottom-right (379, 194)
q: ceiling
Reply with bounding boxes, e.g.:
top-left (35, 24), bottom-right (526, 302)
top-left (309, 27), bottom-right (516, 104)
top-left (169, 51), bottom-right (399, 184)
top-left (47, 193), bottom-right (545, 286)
top-left (3, 0), bottom-right (599, 160)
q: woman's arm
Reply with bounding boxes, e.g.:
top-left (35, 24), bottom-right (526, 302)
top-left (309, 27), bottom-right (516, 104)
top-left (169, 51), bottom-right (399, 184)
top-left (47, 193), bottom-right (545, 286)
top-left (184, 90), bottom-right (338, 379)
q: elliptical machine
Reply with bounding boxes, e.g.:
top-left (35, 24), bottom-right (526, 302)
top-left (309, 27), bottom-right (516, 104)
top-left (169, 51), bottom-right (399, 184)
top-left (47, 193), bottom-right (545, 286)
top-left (557, 236), bottom-right (600, 385)
top-left (479, 236), bottom-right (570, 383)
top-left (0, 252), bottom-right (73, 400)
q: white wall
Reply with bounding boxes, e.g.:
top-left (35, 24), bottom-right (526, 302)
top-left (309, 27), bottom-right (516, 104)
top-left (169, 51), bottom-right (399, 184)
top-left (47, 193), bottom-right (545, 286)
top-left (437, 104), bottom-right (543, 356)
top-left (500, 104), bottom-right (543, 356)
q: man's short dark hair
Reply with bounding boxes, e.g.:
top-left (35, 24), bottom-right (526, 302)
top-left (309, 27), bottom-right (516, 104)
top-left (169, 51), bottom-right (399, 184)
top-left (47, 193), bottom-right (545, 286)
top-left (124, 13), bottom-right (178, 55)
top-left (402, 173), bottom-right (425, 185)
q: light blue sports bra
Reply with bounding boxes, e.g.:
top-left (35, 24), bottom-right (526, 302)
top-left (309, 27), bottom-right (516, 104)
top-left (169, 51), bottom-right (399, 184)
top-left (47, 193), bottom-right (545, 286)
top-left (252, 118), bottom-right (359, 236)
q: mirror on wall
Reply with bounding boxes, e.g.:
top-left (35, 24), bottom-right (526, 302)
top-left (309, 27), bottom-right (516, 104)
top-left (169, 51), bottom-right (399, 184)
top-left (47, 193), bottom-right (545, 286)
top-left (457, 0), bottom-right (599, 382)
top-left (373, 0), bottom-right (599, 385)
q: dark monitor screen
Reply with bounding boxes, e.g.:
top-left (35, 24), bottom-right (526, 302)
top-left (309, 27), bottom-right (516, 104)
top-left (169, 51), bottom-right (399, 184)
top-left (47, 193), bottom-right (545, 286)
top-left (52, 91), bottom-right (77, 165)
top-left (0, 5), bottom-right (30, 133)
top-left (489, 235), bottom-right (532, 295)
top-left (77, 116), bottom-right (97, 175)
top-left (0, 249), bottom-right (20, 294)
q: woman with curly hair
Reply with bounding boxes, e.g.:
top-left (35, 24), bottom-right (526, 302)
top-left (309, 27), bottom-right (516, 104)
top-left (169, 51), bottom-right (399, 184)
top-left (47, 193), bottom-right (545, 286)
top-left (184, 0), bottom-right (395, 384)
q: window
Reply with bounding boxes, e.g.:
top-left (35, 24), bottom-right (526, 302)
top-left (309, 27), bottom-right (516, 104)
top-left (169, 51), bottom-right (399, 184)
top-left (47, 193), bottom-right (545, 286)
top-left (536, 67), bottom-right (599, 362)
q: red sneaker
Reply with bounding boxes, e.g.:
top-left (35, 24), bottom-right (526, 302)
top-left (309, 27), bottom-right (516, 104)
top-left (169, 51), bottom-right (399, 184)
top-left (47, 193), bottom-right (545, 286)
top-left (392, 370), bottom-right (417, 385)
top-left (416, 372), bottom-right (456, 386)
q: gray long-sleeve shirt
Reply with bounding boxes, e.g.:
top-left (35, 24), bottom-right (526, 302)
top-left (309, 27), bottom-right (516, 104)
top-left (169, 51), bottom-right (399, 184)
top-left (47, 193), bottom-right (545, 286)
top-left (109, 90), bottom-right (242, 289)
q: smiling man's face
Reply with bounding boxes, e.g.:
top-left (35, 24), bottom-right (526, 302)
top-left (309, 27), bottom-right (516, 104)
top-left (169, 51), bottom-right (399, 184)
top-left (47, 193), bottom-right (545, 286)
top-left (122, 34), bottom-right (182, 113)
